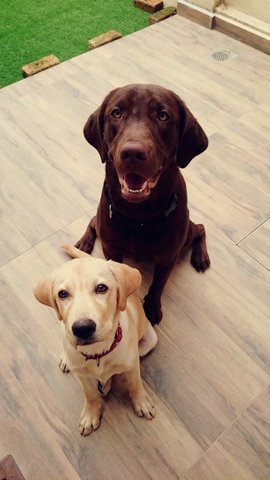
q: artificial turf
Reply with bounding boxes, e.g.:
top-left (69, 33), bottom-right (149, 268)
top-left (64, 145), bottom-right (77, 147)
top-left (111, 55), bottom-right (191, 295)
top-left (0, 0), bottom-right (149, 88)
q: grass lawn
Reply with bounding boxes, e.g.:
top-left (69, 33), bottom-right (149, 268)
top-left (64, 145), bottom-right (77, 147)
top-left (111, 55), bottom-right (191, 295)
top-left (0, 0), bottom-right (148, 88)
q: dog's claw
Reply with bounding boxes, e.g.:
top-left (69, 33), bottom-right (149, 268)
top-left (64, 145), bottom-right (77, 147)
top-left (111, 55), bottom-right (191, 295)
top-left (97, 379), bottom-right (112, 397)
top-left (75, 220), bottom-right (97, 254)
top-left (191, 252), bottom-right (211, 272)
top-left (79, 403), bottom-right (102, 436)
top-left (59, 353), bottom-right (70, 373)
top-left (133, 396), bottom-right (156, 420)
top-left (74, 238), bottom-right (95, 254)
top-left (79, 417), bottom-right (101, 436)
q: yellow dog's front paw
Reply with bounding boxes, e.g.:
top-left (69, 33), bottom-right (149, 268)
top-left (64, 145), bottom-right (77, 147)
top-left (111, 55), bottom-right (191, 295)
top-left (59, 351), bottom-right (70, 373)
top-left (79, 402), bottom-right (102, 436)
top-left (133, 395), bottom-right (156, 420)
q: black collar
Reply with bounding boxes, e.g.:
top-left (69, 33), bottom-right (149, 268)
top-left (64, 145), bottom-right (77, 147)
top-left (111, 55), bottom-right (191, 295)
top-left (104, 183), bottom-right (178, 228)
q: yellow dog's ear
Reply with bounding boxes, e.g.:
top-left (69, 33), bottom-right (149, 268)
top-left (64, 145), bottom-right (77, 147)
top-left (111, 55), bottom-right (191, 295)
top-left (108, 261), bottom-right (142, 311)
top-left (33, 269), bottom-right (62, 320)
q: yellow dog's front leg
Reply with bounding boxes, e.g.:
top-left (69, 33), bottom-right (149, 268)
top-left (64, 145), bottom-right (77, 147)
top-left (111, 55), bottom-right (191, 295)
top-left (78, 374), bottom-right (103, 436)
top-left (122, 361), bottom-right (155, 420)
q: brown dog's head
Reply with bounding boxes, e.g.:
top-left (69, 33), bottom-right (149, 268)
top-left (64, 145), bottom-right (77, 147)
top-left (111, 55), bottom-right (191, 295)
top-left (34, 246), bottom-right (141, 352)
top-left (84, 84), bottom-right (208, 203)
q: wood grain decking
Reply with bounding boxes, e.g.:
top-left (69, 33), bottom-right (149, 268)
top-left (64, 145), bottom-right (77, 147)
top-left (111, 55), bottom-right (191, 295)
top-left (0, 15), bottom-right (269, 480)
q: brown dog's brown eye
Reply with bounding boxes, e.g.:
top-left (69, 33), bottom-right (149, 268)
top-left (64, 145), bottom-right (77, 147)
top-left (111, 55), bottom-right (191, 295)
top-left (58, 290), bottom-right (69, 299)
top-left (158, 110), bottom-right (170, 121)
top-left (111, 108), bottom-right (122, 119)
top-left (95, 284), bottom-right (108, 294)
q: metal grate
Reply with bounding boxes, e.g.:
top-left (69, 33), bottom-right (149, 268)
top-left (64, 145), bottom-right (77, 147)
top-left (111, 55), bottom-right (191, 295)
top-left (211, 50), bottom-right (230, 61)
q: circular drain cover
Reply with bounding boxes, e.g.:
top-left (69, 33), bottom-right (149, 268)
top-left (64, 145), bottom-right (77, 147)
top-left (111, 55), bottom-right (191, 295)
top-left (211, 50), bottom-right (230, 61)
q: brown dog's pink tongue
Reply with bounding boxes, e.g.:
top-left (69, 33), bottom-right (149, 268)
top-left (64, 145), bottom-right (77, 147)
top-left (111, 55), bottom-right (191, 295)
top-left (124, 174), bottom-right (146, 190)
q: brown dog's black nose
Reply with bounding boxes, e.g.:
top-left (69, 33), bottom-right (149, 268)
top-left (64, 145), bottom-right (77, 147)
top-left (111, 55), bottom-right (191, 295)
top-left (72, 319), bottom-right (96, 339)
top-left (120, 142), bottom-right (147, 162)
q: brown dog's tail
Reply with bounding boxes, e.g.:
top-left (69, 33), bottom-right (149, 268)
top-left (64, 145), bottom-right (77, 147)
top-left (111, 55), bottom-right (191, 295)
top-left (61, 244), bottom-right (90, 259)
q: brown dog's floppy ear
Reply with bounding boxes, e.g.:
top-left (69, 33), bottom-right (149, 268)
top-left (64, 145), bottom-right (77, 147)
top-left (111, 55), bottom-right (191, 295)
top-left (84, 104), bottom-right (107, 162)
top-left (108, 261), bottom-right (142, 311)
top-left (83, 88), bottom-right (120, 163)
top-left (33, 270), bottom-right (62, 320)
top-left (177, 98), bottom-right (208, 168)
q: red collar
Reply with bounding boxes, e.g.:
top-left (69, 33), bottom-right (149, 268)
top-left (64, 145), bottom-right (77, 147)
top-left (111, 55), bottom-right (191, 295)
top-left (80, 324), bottom-right (122, 366)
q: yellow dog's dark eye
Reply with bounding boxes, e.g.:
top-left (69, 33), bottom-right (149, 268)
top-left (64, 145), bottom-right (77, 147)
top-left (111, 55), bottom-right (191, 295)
top-left (58, 290), bottom-right (69, 299)
top-left (95, 284), bottom-right (108, 294)
top-left (158, 110), bottom-right (170, 121)
top-left (111, 107), bottom-right (122, 119)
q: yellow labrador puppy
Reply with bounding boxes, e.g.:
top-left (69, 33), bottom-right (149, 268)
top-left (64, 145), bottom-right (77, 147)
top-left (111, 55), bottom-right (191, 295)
top-left (34, 245), bottom-right (157, 436)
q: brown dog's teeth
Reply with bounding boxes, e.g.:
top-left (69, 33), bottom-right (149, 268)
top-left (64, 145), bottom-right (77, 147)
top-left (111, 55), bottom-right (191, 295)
top-left (124, 179), bottom-right (147, 194)
top-left (126, 187), bottom-right (143, 193)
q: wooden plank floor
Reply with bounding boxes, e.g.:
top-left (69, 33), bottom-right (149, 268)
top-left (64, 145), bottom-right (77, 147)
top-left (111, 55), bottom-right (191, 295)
top-left (0, 15), bottom-right (269, 480)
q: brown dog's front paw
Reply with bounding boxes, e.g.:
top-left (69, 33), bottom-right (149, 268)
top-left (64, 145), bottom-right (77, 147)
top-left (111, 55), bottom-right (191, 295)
top-left (74, 237), bottom-right (95, 254)
top-left (143, 295), bottom-right (162, 325)
top-left (190, 223), bottom-right (210, 272)
top-left (75, 218), bottom-right (97, 254)
top-left (191, 249), bottom-right (211, 272)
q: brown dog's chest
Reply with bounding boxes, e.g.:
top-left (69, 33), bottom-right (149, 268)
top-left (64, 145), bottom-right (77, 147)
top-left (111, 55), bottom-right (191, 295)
top-left (98, 198), bottom-right (190, 261)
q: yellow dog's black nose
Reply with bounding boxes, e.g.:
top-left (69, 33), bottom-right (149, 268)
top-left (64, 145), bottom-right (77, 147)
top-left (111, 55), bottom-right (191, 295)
top-left (72, 319), bottom-right (96, 339)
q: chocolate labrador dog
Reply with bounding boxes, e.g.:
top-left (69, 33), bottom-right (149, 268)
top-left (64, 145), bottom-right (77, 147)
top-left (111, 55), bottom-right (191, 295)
top-left (76, 84), bottom-right (210, 324)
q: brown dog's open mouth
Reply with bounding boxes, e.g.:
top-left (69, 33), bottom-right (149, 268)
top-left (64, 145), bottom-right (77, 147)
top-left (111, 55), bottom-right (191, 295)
top-left (119, 171), bottom-right (161, 202)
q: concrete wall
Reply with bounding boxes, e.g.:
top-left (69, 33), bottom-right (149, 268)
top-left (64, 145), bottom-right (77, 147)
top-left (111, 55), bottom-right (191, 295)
top-left (225, 0), bottom-right (270, 23)
top-left (178, 0), bottom-right (270, 53)
top-left (181, 0), bottom-right (270, 21)
top-left (185, 0), bottom-right (221, 11)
